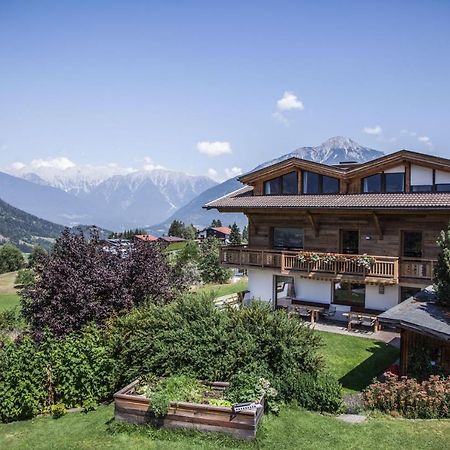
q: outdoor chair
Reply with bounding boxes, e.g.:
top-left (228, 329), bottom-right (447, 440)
top-left (295, 306), bottom-right (311, 321)
top-left (323, 305), bottom-right (336, 319)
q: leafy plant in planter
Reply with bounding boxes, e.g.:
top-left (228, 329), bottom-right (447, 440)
top-left (296, 251), bottom-right (375, 270)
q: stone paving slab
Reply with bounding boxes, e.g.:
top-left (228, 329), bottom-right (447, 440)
top-left (337, 414), bottom-right (367, 424)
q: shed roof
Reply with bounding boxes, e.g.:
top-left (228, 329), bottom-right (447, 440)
top-left (379, 287), bottom-right (450, 342)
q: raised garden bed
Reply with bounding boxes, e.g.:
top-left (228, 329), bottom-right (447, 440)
top-left (114, 378), bottom-right (265, 440)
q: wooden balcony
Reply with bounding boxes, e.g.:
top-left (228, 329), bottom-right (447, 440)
top-left (220, 246), bottom-right (398, 283)
top-left (221, 246), bottom-right (437, 285)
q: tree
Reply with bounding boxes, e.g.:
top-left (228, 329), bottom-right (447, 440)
top-left (229, 222), bottom-right (242, 246)
top-left (0, 242), bottom-right (24, 274)
top-left (198, 237), bottom-right (232, 283)
top-left (210, 219), bottom-right (222, 227)
top-left (242, 225), bottom-right (248, 243)
top-left (433, 223), bottom-right (450, 308)
top-left (168, 220), bottom-right (185, 238)
top-left (21, 228), bottom-right (184, 337)
top-left (28, 245), bottom-right (48, 268)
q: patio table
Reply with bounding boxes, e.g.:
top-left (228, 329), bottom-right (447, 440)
top-left (343, 312), bottom-right (380, 332)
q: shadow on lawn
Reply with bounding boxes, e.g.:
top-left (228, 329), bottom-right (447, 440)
top-left (339, 341), bottom-right (399, 392)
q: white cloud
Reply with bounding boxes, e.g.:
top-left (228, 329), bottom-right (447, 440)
top-left (410, 131), bottom-right (417, 137)
top-left (207, 168), bottom-right (218, 180)
top-left (363, 125), bottom-right (383, 136)
top-left (30, 157), bottom-right (76, 170)
top-left (10, 161), bottom-right (25, 170)
top-left (276, 91), bottom-right (304, 111)
top-left (273, 91), bottom-right (304, 125)
top-left (142, 156), bottom-right (165, 171)
top-left (225, 167), bottom-right (243, 179)
top-left (418, 136), bottom-right (433, 148)
top-left (197, 141), bottom-right (232, 157)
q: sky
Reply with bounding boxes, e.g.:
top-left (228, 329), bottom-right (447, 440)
top-left (1, 0), bottom-right (450, 181)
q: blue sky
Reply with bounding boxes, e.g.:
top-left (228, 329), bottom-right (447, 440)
top-left (1, 0), bottom-right (450, 180)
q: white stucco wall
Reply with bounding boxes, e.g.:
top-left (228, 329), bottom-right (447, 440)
top-left (365, 285), bottom-right (399, 311)
top-left (294, 278), bottom-right (332, 304)
top-left (247, 269), bottom-right (275, 304)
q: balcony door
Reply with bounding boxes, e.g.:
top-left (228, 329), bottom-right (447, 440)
top-left (341, 230), bottom-right (359, 255)
top-left (274, 275), bottom-right (295, 309)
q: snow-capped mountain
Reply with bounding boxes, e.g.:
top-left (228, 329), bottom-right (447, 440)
top-left (254, 136), bottom-right (384, 171)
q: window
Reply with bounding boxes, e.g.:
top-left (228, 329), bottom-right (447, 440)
top-left (436, 184), bottom-right (450, 192)
top-left (275, 276), bottom-right (295, 308)
top-left (303, 171), bottom-right (320, 194)
top-left (402, 231), bottom-right (422, 258)
top-left (322, 176), bottom-right (340, 194)
top-left (385, 173), bottom-right (404, 193)
top-left (264, 171), bottom-right (298, 195)
top-left (400, 286), bottom-right (422, 302)
top-left (341, 230), bottom-right (359, 255)
top-left (362, 174), bottom-right (382, 193)
top-left (273, 227), bottom-right (304, 249)
top-left (411, 185), bottom-right (433, 192)
top-left (303, 171), bottom-right (339, 194)
top-left (362, 173), bottom-right (405, 193)
top-left (333, 282), bottom-right (365, 307)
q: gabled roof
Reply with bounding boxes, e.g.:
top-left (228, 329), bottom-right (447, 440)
top-left (211, 226), bottom-right (231, 235)
top-left (239, 150), bottom-right (450, 184)
top-left (204, 189), bottom-right (450, 211)
top-left (134, 234), bottom-right (158, 242)
top-left (158, 236), bottom-right (186, 243)
top-left (379, 287), bottom-right (450, 342)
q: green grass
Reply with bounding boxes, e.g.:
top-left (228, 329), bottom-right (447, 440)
top-left (317, 331), bottom-right (399, 394)
top-left (0, 272), bottom-right (20, 311)
top-left (0, 403), bottom-right (449, 450)
top-left (163, 241), bottom-right (189, 253)
top-left (194, 278), bottom-right (248, 298)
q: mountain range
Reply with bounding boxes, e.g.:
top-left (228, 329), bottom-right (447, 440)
top-left (1, 137), bottom-right (384, 233)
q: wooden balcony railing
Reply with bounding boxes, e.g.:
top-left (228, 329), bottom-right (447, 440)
top-left (399, 258), bottom-right (436, 281)
top-left (220, 246), bottom-right (437, 284)
top-left (220, 246), bottom-right (403, 283)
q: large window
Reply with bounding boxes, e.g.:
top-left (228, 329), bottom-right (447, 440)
top-left (362, 173), bottom-right (405, 193)
top-left (385, 173), bottom-right (405, 193)
top-left (275, 276), bottom-right (295, 308)
top-left (402, 231), bottom-right (422, 258)
top-left (436, 184), bottom-right (450, 192)
top-left (273, 227), bottom-right (304, 249)
top-left (333, 282), bottom-right (365, 307)
top-left (303, 171), bottom-right (340, 194)
top-left (264, 171), bottom-right (298, 195)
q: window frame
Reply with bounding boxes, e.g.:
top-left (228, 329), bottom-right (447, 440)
top-left (302, 170), bottom-right (340, 195)
top-left (361, 172), bottom-right (405, 193)
top-left (333, 282), bottom-right (366, 307)
top-left (263, 171), bottom-right (298, 195)
top-left (272, 227), bottom-right (304, 250)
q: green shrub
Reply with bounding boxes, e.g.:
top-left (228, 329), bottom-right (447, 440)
top-left (15, 269), bottom-right (36, 288)
top-left (279, 372), bottom-right (343, 413)
top-left (110, 296), bottom-right (324, 386)
top-left (50, 402), bottom-right (66, 418)
top-left (364, 374), bottom-right (450, 419)
top-left (0, 307), bottom-right (26, 333)
top-left (0, 325), bottom-right (114, 422)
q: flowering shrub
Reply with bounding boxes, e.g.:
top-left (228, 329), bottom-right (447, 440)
top-left (364, 374), bottom-right (450, 419)
top-left (296, 252), bottom-right (375, 270)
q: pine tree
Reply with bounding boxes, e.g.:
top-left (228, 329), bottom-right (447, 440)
top-left (229, 222), bottom-right (242, 246)
top-left (433, 223), bottom-right (450, 308)
top-left (168, 220), bottom-right (185, 238)
top-left (210, 219), bottom-right (222, 227)
top-left (242, 225), bottom-right (248, 243)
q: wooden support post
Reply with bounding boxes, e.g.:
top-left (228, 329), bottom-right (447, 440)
top-left (372, 212), bottom-right (383, 240)
top-left (306, 211), bottom-right (319, 237)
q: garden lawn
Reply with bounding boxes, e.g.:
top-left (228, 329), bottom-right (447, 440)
top-left (194, 277), bottom-right (248, 298)
top-left (0, 272), bottom-right (20, 311)
top-left (0, 404), bottom-right (449, 450)
top-left (317, 331), bottom-right (399, 394)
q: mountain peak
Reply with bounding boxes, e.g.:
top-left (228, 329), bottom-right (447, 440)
top-left (319, 136), bottom-right (362, 150)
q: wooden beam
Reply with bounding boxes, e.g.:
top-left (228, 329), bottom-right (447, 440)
top-left (372, 212), bottom-right (383, 240)
top-left (306, 211), bottom-right (319, 237)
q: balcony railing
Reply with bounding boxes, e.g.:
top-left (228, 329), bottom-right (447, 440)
top-left (221, 246), bottom-right (437, 284)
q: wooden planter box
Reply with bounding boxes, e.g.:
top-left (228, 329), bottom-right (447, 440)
top-left (114, 379), bottom-right (264, 440)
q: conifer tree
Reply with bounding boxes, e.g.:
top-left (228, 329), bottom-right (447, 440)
top-left (229, 222), bottom-right (242, 246)
top-left (434, 223), bottom-right (450, 308)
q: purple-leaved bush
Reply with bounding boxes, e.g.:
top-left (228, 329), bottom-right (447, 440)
top-left (21, 228), bottom-right (183, 337)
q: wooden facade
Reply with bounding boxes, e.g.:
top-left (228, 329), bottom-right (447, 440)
top-left (400, 328), bottom-right (450, 376)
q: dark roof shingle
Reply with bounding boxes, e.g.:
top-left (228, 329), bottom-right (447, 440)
top-left (205, 188), bottom-right (450, 211)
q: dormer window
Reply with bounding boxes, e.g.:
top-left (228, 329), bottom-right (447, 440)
top-left (264, 171), bottom-right (298, 195)
top-left (303, 171), bottom-right (339, 194)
